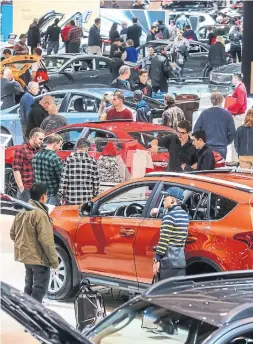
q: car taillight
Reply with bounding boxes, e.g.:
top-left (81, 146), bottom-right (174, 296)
top-left (0, 193), bottom-right (12, 201)
top-left (233, 231), bottom-right (253, 249)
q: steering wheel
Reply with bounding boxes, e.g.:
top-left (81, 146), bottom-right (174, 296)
top-left (124, 203), bottom-right (144, 217)
top-left (114, 205), bottom-right (126, 217)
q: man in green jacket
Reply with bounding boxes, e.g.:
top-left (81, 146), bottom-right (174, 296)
top-left (10, 182), bottom-right (58, 303)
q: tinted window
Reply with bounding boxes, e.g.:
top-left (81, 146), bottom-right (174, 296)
top-left (64, 58), bottom-right (94, 72)
top-left (35, 93), bottom-right (65, 110)
top-left (189, 43), bottom-right (201, 53)
top-left (96, 59), bottom-right (110, 70)
top-left (56, 128), bottom-right (83, 149)
top-left (210, 194), bottom-right (237, 220)
top-left (43, 57), bottom-right (69, 71)
top-left (67, 95), bottom-right (97, 113)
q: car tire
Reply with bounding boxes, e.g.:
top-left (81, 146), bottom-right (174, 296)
top-left (47, 244), bottom-right (73, 300)
top-left (5, 167), bottom-right (18, 197)
top-left (40, 85), bottom-right (50, 95)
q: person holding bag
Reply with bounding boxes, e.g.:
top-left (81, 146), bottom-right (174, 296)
top-left (153, 187), bottom-right (189, 281)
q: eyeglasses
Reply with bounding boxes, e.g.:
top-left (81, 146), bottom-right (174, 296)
top-left (177, 129), bottom-right (187, 135)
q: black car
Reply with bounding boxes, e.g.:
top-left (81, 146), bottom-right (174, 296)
top-left (2, 271), bottom-right (253, 344)
top-left (87, 271), bottom-right (253, 343)
top-left (196, 24), bottom-right (231, 45)
top-left (43, 54), bottom-right (136, 92)
top-left (162, 0), bottom-right (216, 13)
top-left (209, 62), bottom-right (241, 94)
top-left (138, 39), bottom-right (209, 81)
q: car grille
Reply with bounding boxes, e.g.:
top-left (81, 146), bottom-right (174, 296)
top-left (210, 72), bottom-right (232, 85)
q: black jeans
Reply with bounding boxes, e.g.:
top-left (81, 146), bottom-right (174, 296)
top-left (230, 48), bottom-right (242, 63)
top-left (152, 85), bottom-right (168, 93)
top-left (69, 42), bottom-right (80, 53)
top-left (24, 264), bottom-right (50, 303)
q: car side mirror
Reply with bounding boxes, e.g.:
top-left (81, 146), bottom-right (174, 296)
top-left (80, 202), bottom-right (93, 216)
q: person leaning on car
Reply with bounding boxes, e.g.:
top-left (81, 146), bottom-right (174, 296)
top-left (13, 128), bottom-right (45, 203)
top-left (88, 17), bottom-right (102, 56)
top-left (153, 187), bottom-right (189, 281)
top-left (10, 182), bottom-right (58, 303)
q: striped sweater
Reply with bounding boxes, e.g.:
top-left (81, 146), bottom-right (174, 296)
top-left (155, 205), bottom-right (189, 260)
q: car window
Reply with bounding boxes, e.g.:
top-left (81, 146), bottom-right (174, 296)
top-left (225, 330), bottom-right (253, 344)
top-left (43, 57), bottom-right (69, 71)
top-left (197, 27), bottom-right (207, 39)
top-left (56, 128), bottom-right (83, 150)
top-left (85, 129), bottom-right (116, 141)
top-left (128, 131), bottom-right (168, 151)
top-left (96, 59), bottom-right (110, 70)
top-left (200, 45), bottom-right (208, 52)
top-left (199, 16), bottom-right (205, 23)
top-left (67, 95), bottom-right (97, 113)
top-left (64, 58), bottom-right (94, 72)
top-left (34, 93), bottom-right (65, 110)
top-left (189, 43), bottom-right (201, 53)
top-left (124, 96), bottom-right (164, 110)
top-left (97, 183), bottom-right (156, 217)
top-left (210, 194), bottom-right (237, 220)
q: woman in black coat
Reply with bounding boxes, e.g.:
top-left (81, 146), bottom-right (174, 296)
top-left (110, 51), bottom-right (124, 82)
top-left (109, 22), bottom-right (120, 44)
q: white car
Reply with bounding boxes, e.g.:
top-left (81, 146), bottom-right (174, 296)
top-left (168, 11), bottom-right (216, 31)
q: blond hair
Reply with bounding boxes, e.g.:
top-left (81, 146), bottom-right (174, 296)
top-left (244, 109), bottom-right (253, 127)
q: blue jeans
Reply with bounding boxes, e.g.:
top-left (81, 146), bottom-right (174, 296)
top-left (17, 189), bottom-right (31, 203)
top-left (47, 195), bottom-right (60, 206)
top-left (47, 41), bottom-right (59, 55)
top-left (209, 145), bottom-right (227, 160)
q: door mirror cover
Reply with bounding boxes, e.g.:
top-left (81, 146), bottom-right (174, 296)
top-left (80, 202), bottom-right (93, 216)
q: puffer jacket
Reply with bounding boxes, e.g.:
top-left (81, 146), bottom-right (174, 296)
top-left (235, 126), bottom-right (253, 156)
top-left (136, 100), bottom-right (152, 123)
top-left (10, 200), bottom-right (58, 268)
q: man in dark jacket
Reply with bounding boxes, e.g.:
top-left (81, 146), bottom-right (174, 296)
top-left (146, 25), bottom-right (157, 42)
top-left (1, 68), bottom-right (21, 110)
top-left (158, 20), bottom-right (169, 39)
top-left (27, 18), bottom-right (40, 54)
top-left (134, 90), bottom-right (152, 122)
top-left (183, 130), bottom-right (215, 171)
top-left (45, 18), bottom-right (61, 55)
top-left (88, 18), bottom-right (101, 55)
top-left (127, 17), bottom-right (142, 48)
top-left (150, 46), bottom-right (169, 93)
top-left (25, 95), bottom-right (54, 138)
top-left (109, 38), bottom-right (123, 58)
top-left (183, 25), bottom-right (197, 41)
top-left (110, 65), bottom-right (131, 90)
top-left (133, 69), bottom-right (152, 97)
top-left (110, 51), bottom-right (124, 81)
top-left (208, 36), bottom-right (227, 68)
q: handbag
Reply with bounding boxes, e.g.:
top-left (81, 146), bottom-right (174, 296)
top-left (160, 246), bottom-right (186, 270)
top-left (34, 60), bottom-right (49, 84)
top-left (74, 279), bottom-right (106, 333)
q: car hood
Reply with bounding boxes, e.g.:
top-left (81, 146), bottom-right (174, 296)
top-left (213, 63), bottom-right (241, 74)
top-left (1, 282), bottom-right (91, 344)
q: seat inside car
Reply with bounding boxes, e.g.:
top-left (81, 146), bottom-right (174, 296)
top-left (73, 98), bottom-right (87, 112)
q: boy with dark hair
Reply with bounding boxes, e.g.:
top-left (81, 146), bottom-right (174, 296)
top-left (10, 182), bottom-right (58, 303)
top-left (133, 69), bottom-right (152, 97)
top-left (182, 130), bottom-right (215, 171)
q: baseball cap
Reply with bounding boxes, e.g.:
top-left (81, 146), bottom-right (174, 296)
top-left (162, 187), bottom-right (184, 201)
top-left (134, 90), bottom-right (143, 102)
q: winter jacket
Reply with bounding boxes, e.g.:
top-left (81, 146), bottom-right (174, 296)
top-left (0, 78), bottom-right (21, 110)
top-left (88, 24), bottom-right (101, 47)
top-left (194, 107), bottom-right (236, 146)
top-left (61, 25), bottom-right (71, 42)
top-left (158, 24), bottom-right (169, 39)
top-left (25, 103), bottom-right (48, 137)
top-left (110, 57), bottom-right (124, 81)
top-left (132, 81), bottom-right (152, 97)
top-left (27, 23), bottom-right (40, 47)
top-left (125, 46), bottom-right (138, 63)
top-left (185, 145), bottom-right (215, 171)
top-left (110, 77), bottom-right (131, 90)
top-left (229, 30), bottom-right (242, 49)
top-left (45, 24), bottom-right (61, 42)
top-left (20, 92), bottom-right (34, 126)
top-left (227, 82), bottom-right (247, 115)
top-left (146, 31), bottom-right (156, 42)
top-left (183, 29), bottom-right (197, 41)
top-left (208, 42), bottom-right (227, 67)
top-left (127, 24), bottom-right (142, 47)
top-left (235, 126), bottom-right (253, 156)
top-left (150, 54), bottom-right (169, 89)
top-left (136, 100), bottom-right (152, 123)
top-left (109, 43), bottom-right (120, 58)
top-left (10, 200), bottom-right (58, 268)
top-left (109, 30), bottom-right (120, 44)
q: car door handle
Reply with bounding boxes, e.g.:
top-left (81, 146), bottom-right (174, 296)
top-left (90, 75), bottom-right (98, 79)
top-left (120, 228), bottom-right (135, 237)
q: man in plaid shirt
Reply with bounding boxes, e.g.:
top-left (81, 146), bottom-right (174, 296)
top-left (32, 133), bottom-right (63, 205)
top-left (58, 138), bottom-right (100, 205)
top-left (68, 20), bottom-right (83, 53)
top-left (13, 128), bottom-right (45, 202)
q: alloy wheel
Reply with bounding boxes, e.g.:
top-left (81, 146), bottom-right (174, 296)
top-left (48, 251), bottom-right (66, 294)
top-left (5, 169), bottom-right (18, 197)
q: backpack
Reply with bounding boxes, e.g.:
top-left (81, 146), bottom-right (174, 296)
top-left (34, 60), bottom-right (49, 84)
top-left (74, 279), bottom-right (106, 333)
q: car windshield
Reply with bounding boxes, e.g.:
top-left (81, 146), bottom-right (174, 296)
top-left (88, 298), bottom-right (217, 344)
top-left (124, 96), bottom-right (164, 110)
top-left (128, 131), bottom-right (168, 151)
top-left (43, 57), bottom-right (69, 71)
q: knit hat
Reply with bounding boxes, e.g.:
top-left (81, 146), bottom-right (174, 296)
top-left (162, 186), bottom-right (184, 201)
top-left (134, 90), bottom-right (143, 102)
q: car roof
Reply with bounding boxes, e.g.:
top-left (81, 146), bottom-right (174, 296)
top-left (62, 121), bottom-right (170, 132)
top-left (143, 270), bottom-right (253, 327)
top-left (146, 171), bottom-right (253, 193)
